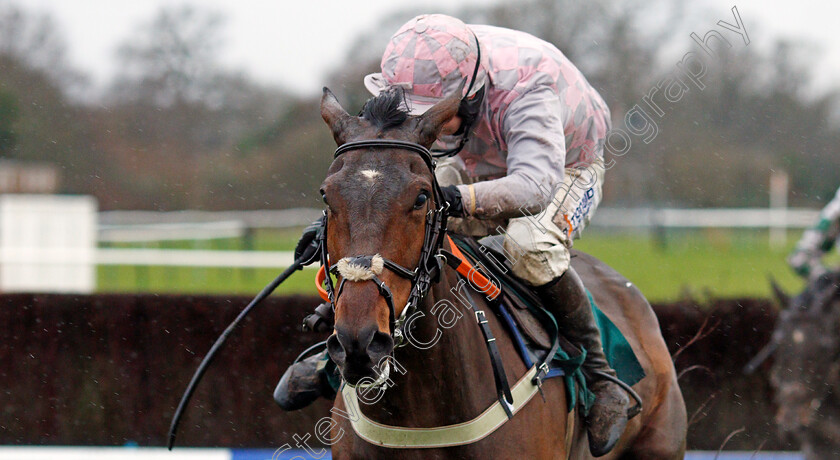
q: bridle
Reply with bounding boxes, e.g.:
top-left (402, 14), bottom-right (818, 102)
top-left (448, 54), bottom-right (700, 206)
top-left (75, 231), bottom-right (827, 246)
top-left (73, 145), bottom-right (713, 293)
top-left (167, 135), bottom-right (509, 449)
top-left (319, 139), bottom-right (450, 346)
top-left (320, 138), bottom-right (529, 419)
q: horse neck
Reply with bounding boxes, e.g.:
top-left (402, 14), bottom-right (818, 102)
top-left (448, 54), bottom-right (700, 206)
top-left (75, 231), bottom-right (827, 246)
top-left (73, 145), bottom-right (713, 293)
top-left (360, 268), bottom-right (499, 426)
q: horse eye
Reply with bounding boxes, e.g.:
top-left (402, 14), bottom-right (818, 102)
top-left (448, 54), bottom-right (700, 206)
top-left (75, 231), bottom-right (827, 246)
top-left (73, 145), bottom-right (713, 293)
top-left (413, 191), bottom-right (429, 209)
top-left (320, 189), bottom-right (328, 205)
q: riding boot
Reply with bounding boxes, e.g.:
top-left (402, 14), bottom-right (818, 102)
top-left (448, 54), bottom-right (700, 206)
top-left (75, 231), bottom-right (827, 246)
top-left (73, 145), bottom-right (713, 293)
top-left (273, 350), bottom-right (337, 411)
top-left (535, 267), bottom-right (630, 457)
top-left (302, 302), bottom-right (335, 333)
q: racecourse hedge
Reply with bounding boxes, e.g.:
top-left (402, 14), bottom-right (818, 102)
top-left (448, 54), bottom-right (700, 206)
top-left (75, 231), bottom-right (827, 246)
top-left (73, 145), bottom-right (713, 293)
top-left (0, 294), bottom-right (797, 451)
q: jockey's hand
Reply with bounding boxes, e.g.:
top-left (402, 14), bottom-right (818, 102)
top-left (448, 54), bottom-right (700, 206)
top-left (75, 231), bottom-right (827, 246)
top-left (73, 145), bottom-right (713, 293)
top-left (441, 185), bottom-right (465, 218)
top-left (788, 250), bottom-right (828, 280)
top-left (294, 216), bottom-right (325, 266)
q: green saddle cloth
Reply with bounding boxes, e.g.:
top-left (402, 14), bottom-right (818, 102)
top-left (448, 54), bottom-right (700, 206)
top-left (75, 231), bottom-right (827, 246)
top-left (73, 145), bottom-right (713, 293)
top-left (590, 291), bottom-right (646, 387)
top-left (546, 290), bottom-right (646, 414)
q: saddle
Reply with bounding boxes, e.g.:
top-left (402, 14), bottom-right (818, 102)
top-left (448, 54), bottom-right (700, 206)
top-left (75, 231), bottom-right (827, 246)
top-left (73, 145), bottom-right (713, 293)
top-left (462, 234), bottom-right (558, 349)
top-left (449, 234), bottom-right (645, 413)
top-left (450, 235), bottom-right (585, 390)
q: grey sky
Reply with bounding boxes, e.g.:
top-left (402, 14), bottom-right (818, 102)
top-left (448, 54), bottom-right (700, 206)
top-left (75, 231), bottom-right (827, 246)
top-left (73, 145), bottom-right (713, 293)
top-left (13, 0), bottom-right (840, 97)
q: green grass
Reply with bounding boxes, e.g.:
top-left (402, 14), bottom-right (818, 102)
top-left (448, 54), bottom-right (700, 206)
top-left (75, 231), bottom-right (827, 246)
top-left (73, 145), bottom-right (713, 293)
top-left (574, 229), bottom-right (818, 302)
top-left (97, 265), bottom-right (317, 295)
top-left (96, 228), bottom-right (836, 302)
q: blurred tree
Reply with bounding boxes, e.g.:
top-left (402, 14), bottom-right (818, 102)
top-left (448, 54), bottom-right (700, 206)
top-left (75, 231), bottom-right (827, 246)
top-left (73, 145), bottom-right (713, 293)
top-left (107, 4), bottom-right (290, 147)
top-left (0, 1), bottom-right (104, 198)
top-left (322, 8), bottom-right (425, 110)
top-left (662, 39), bottom-right (840, 207)
top-left (100, 5), bottom-right (293, 209)
top-left (0, 89), bottom-right (18, 155)
top-left (0, 3), bottom-right (86, 94)
top-left (111, 5), bottom-right (225, 106)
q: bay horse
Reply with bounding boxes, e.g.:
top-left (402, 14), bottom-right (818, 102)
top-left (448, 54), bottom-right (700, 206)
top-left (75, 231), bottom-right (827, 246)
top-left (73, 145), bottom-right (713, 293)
top-left (317, 86), bottom-right (686, 459)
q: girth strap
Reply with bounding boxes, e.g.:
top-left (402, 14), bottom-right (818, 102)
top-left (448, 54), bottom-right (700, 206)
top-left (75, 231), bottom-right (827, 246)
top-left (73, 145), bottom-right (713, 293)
top-left (462, 287), bottom-right (515, 419)
top-left (444, 235), bottom-right (562, 395)
top-left (440, 235), bottom-right (513, 419)
top-left (439, 235), bottom-right (501, 300)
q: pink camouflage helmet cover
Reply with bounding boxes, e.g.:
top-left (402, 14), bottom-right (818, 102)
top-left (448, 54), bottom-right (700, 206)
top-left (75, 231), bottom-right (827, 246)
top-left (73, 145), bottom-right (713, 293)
top-left (364, 14), bottom-right (487, 115)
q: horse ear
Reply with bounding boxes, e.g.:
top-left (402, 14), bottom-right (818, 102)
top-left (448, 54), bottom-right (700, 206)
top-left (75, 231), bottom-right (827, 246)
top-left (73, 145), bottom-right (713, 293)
top-left (321, 87), bottom-right (353, 145)
top-left (416, 81), bottom-right (464, 147)
top-left (769, 276), bottom-right (790, 307)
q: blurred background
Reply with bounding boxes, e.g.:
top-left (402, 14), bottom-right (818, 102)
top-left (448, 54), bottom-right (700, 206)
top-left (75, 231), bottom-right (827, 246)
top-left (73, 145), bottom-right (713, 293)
top-left (0, 0), bottom-right (838, 298)
top-left (1, 0), bottom-right (839, 457)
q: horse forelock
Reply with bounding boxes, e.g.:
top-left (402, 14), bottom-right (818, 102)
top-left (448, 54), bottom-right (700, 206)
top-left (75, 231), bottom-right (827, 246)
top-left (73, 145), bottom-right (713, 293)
top-left (360, 88), bottom-right (411, 130)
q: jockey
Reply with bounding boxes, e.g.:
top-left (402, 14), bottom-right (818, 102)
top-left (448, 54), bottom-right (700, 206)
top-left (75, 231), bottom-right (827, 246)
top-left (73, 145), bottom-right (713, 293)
top-left (275, 14), bottom-right (629, 456)
top-left (789, 185), bottom-right (840, 279)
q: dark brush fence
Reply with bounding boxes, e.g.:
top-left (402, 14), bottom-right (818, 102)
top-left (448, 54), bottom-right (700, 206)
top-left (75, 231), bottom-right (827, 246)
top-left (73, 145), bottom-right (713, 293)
top-left (654, 299), bottom-right (797, 452)
top-left (0, 294), bottom-right (332, 448)
top-left (0, 294), bottom-right (797, 451)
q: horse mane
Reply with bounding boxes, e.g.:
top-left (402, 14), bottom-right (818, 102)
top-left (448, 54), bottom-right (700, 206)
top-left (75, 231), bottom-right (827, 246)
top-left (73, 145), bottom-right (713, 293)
top-left (360, 88), bottom-right (410, 130)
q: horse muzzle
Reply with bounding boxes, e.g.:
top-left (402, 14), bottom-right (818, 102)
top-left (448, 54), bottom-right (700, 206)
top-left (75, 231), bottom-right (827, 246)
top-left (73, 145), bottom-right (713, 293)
top-left (327, 324), bottom-right (394, 386)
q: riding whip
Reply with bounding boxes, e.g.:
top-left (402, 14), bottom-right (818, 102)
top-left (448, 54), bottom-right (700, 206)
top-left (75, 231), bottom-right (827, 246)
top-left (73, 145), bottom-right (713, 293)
top-left (167, 226), bottom-right (323, 449)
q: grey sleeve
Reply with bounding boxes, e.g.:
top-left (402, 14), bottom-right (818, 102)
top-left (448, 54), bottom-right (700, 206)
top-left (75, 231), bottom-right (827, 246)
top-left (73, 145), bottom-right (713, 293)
top-left (459, 86), bottom-right (566, 220)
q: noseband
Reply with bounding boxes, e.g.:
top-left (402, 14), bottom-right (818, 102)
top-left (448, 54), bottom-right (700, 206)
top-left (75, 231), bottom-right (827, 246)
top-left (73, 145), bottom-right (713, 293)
top-left (319, 139), bottom-right (450, 346)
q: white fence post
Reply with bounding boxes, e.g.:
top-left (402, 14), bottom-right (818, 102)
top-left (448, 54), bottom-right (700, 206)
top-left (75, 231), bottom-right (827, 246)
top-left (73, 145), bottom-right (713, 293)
top-left (0, 195), bottom-right (97, 293)
top-left (769, 170), bottom-right (789, 249)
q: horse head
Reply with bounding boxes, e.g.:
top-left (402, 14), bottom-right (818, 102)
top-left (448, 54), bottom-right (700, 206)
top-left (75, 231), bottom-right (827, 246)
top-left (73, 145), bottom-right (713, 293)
top-left (318, 86), bottom-right (460, 386)
top-left (766, 272), bottom-right (840, 436)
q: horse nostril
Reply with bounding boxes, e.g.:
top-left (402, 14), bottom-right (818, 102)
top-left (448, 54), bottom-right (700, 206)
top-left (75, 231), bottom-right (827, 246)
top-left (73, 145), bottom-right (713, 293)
top-left (326, 334), bottom-right (346, 366)
top-left (367, 330), bottom-right (394, 359)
